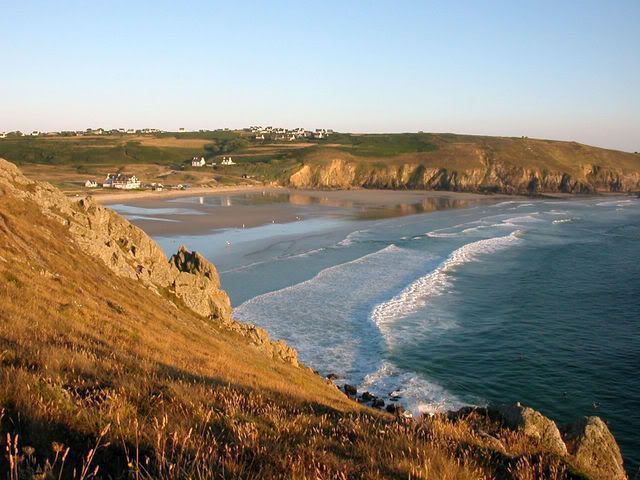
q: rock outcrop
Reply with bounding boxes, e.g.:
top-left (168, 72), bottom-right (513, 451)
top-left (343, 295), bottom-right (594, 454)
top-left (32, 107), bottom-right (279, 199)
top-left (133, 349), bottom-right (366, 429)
top-left (449, 403), bottom-right (628, 479)
top-left (562, 416), bottom-right (626, 480)
top-left (289, 158), bottom-right (640, 194)
top-left (498, 402), bottom-right (568, 456)
top-left (0, 158), bottom-right (297, 365)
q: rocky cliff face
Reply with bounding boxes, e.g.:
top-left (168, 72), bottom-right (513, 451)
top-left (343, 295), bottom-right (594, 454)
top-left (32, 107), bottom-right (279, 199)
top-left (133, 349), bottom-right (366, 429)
top-left (289, 158), bottom-right (640, 194)
top-left (0, 158), bottom-right (298, 365)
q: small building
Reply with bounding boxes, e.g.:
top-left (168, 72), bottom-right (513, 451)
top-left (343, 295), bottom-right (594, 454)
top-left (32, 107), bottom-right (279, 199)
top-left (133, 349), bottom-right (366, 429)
top-left (103, 173), bottom-right (141, 190)
top-left (150, 182), bottom-right (164, 191)
top-left (191, 156), bottom-right (206, 167)
top-left (84, 180), bottom-right (98, 188)
top-left (220, 156), bottom-right (236, 166)
top-left (0, 132), bottom-right (6, 139)
top-left (31, 131), bottom-right (40, 136)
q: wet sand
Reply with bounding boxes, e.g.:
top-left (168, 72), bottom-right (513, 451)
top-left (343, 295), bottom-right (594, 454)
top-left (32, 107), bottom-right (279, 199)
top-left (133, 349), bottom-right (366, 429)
top-left (91, 184), bottom-right (269, 203)
top-left (107, 188), bottom-right (512, 236)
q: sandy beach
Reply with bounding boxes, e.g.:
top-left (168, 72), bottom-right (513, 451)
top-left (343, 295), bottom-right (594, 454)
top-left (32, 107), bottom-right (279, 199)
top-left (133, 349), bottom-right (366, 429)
top-left (106, 188), bottom-right (511, 236)
top-left (89, 184), bottom-right (271, 204)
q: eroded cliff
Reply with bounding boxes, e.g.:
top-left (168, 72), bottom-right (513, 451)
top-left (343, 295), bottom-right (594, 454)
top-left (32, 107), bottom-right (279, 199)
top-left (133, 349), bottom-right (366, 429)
top-left (289, 140), bottom-right (640, 194)
top-left (0, 158), bottom-right (297, 365)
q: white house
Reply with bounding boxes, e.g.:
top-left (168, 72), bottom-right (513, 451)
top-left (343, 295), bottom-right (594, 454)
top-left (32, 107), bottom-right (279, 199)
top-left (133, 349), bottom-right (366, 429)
top-left (31, 131), bottom-right (40, 136)
top-left (220, 156), bottom-right (236, 166)
top-left (103, 173), bottom-right (141, 190)
top-left (84, 180), bottom-right (98, 188)
top-left (0, 132), bottom-right (6, 139)
top-left (191, 156), bottom-right (206, 167)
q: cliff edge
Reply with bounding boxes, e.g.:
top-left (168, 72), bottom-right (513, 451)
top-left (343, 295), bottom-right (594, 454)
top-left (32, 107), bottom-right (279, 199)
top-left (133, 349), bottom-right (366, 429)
top-left (289, 137), bottom-right (640, 193)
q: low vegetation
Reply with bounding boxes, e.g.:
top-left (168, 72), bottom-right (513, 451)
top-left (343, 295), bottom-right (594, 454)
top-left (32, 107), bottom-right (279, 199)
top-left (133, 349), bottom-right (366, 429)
top-left (2, 131), bottom-right (639, 194)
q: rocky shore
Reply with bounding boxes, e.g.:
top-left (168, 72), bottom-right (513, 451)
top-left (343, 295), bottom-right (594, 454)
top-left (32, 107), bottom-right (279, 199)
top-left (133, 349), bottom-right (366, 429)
top-left (336, 380), bottom-right (627, 480)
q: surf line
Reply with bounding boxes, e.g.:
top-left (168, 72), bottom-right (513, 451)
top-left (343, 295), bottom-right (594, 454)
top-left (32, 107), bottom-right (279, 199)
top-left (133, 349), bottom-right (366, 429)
top-left (370, 230), bottom-right (523, 329)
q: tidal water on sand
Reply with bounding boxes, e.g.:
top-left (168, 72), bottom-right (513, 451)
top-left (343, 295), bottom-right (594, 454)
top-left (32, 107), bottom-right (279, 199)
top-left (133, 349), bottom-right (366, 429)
top-left (114, 193), bottom-right (640, 471)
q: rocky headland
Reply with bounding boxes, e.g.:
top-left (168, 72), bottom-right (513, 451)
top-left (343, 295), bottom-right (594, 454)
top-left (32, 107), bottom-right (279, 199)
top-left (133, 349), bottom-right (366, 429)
top-left (289, 157), bottom-right (640, 194)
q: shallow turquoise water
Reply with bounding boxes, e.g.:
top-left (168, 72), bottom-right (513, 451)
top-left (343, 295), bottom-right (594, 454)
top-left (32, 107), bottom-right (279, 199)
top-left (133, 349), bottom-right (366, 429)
top-left (115, 195), bottom-right (640, 473)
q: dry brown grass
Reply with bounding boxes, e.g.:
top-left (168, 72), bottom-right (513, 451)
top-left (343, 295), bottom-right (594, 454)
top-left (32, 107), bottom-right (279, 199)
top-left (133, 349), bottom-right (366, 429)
top-left (0, 192), bottom-right (593, 479)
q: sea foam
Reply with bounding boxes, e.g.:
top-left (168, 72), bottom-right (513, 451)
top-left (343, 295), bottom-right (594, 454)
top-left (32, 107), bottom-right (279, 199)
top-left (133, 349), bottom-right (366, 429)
top-left (371, 231), bottom-right (523, 330)
top-left (359, 360), bottom-right (465, 415)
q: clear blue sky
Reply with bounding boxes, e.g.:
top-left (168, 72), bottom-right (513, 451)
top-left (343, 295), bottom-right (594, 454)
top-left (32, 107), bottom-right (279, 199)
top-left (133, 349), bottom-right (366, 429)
top-left (1, 0), bottom-right (638, 151)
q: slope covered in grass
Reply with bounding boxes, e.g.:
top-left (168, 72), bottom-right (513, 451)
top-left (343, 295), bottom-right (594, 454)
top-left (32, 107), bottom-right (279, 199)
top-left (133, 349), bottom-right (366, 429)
top-left (3, 132), bottom-right (639, 194)
top-left (0, 159), bottom-right (628, 479)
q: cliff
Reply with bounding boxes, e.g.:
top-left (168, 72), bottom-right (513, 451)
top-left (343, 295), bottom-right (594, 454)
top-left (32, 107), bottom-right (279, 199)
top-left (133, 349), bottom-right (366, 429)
top-left (0, 158), bottom-right (296, 365)
top-left (0, 158), bottom-right (629, 478)
top-left (289, 137), bottom-right (640, 194)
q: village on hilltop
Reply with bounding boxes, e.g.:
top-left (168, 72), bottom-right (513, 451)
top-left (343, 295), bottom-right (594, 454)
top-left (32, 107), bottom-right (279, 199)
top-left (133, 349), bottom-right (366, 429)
top-left (48, 125), bottom-right (334, 193)
top-left (0, 125), bottom-right (334, 140)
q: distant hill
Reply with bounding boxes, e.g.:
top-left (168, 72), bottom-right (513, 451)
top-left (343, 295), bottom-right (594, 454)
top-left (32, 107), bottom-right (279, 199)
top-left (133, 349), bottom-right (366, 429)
top-left (290, 134), bottom-right (640, 194)
top-left (1, 132), bottom-right (639, 195)
top-left (0, 158), bottom-right (629, 479)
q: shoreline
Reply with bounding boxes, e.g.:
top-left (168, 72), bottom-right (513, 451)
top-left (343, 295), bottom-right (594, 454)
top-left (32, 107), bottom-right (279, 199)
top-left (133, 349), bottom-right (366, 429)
top-left (82, 184), bottom-right (634, 206)
top-left (87, 184), bottom-right (276, 204)
top-left (102, 188), bottom-right (513, 236)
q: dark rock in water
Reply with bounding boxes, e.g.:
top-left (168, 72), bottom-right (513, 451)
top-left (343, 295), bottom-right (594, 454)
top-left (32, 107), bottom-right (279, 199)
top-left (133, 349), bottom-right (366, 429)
top-left (326, 373), bottom-right (339, 380)
top-left (386, 404), bottom-right (405, 415)
top-left (497, 402), bottom-right (567, 456)
top-left (562, 416), bottom-right (626, 480)
top-left (361, 391), bottom-right (375, 401)
top-left (372, 398), bottom-right (385, 408)
top-left (343, 384), bottom-right (357, 396)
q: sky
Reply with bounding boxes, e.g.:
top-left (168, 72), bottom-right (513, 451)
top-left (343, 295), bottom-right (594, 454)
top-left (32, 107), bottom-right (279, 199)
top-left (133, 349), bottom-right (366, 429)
top-left (0, 0), bottom-right (638, 151)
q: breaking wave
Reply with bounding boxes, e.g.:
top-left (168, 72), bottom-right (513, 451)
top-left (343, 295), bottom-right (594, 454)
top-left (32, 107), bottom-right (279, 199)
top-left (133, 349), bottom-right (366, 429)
top-left (359, 361), bottom-right (466, 415)
top-left (371, 231), bottom-right (523, 329)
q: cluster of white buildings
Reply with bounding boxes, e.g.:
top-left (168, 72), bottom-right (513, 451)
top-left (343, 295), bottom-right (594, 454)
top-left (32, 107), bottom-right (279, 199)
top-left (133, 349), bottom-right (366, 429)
top-left (101, 173), bottom-right (141, 190)
top-left (190, 155), bottom-right (236, 167)
top-left (248, 126), bottom-right (333, 141)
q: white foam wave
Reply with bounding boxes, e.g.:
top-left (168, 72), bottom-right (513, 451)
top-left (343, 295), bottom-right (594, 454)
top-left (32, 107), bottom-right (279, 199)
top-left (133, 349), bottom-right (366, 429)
top-left (371, 231), bottom-right (523, 329)
top-left (286, 247), bottom-right (326, 259)
top-left (552, 218), bottom-right (577, 224)
top-left (425, 220), bottom-right (485, 238)
top-left (426, 231), bottom-right (460, 238)
top-left (234, 244), bottom-right (436, 381)
top-left (359, 361), bottom-right (465, 416)
top-left (501, 214), bottom-right (543, 224)
top-left (338, 229), bottom-right (370, 246)
top-left (221, 246), bottom-right (327, 273)
top-left (596, 199), bottom-right (633, 207)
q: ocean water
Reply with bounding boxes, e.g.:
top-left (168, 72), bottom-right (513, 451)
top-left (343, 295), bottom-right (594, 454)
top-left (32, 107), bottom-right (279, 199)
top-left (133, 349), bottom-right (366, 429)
top-left (115, 195), bottom-right (640, 472)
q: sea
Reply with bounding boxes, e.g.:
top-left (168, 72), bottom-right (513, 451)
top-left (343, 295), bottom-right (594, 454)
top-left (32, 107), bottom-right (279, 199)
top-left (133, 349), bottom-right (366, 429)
top-left (112, 193), bottom-right (640, 473)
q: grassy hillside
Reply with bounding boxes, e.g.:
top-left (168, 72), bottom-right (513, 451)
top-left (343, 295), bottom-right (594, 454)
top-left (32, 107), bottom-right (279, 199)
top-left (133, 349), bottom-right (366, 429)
top-left (0, 160), bottom-right (622, 478)
top-left (2, 132), bottom-right (639, 194)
